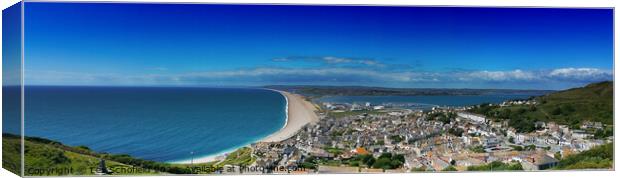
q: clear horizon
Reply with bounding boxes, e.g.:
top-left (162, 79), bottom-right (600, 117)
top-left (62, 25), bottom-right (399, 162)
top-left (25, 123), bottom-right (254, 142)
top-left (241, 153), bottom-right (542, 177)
top-left (19, 3), bottom-right (614, 90)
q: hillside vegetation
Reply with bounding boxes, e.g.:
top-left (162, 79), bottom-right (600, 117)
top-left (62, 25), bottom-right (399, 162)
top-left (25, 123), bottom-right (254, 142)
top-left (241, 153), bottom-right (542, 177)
top-left (466, 161), bottom-right (523, 171)
top-left (469, 81), bottom-right (613, 132)
top-left (555, 143), bottom-right (613, 170)
top-left (3, 134), bottom-right (158, 176)
top-left (2, 133), bottom-right (259, 176)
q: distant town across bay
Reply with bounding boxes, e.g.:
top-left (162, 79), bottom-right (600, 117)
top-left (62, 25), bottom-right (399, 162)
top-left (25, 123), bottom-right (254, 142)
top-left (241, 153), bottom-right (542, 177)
top-left (265, 85), bottom-right (554, 97)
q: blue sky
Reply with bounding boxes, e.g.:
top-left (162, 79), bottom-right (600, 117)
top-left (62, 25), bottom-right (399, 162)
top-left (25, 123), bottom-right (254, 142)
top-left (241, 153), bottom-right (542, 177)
top-left (2, 2), bottom-right (21, 86)
top-left (23, 3), bottom-right (613, 89)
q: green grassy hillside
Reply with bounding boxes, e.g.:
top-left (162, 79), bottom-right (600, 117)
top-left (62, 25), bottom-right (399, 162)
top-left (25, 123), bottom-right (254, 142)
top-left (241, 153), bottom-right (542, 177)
top-left (3, 133), bottom-right (258, 175)
top-left (555, 143), bottom-right (613, 170)
top-left (469, 81), bottom-right (613, 132)
top-left (537, 81), bottom-right (613, 125)
top-left (2, 134), bottom-right (21, 175)
top-left (3, 134), bottom-right (158, 176)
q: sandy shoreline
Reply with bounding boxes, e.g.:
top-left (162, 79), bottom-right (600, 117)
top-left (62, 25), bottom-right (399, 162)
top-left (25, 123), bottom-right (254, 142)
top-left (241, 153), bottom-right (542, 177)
top-left (260, 90), bottom-right (319, 142)
top-left (171, 90), bottom-right (318, 164)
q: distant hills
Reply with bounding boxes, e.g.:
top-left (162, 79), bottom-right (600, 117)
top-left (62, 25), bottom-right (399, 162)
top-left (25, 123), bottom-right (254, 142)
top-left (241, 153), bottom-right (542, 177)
top-left (265, 85), bottom-right (553, 97)
top-left (469, 81), bottom-right (613, 132)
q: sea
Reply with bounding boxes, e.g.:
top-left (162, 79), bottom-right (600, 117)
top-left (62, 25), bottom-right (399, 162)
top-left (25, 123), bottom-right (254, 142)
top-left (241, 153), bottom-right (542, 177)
top-left (23, 86), bottom-right (287, 163)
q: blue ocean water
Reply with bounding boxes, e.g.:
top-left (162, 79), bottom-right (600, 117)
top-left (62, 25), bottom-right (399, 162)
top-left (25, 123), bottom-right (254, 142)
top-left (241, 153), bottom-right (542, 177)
top-left (24, 86), bottom-right (286, 162)
top-left (2, 86), bottom-right (21, 135)
top-left (316, 94), bottom-right (540, 109)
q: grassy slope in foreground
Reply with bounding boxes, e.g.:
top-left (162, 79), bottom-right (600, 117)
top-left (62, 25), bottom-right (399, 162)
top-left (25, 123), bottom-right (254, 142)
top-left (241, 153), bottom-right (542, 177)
top-left (2, 134), bottom-right (183, 176)
top-left (469, 81), bottom-right (613, 132)
top-left (2, 134), bottom-right (159, 176)
top-left (3, 133), bottom-right (259, 175)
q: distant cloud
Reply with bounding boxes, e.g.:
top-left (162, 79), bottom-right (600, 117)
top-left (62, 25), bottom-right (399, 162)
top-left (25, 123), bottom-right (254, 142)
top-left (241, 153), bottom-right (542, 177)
top-left (271, 58), bottom-right (290, 62)
top-left (26, 67), bottom-right (612, 89)
top-left (456, 68), bottom-right (612, 83)
top-left (150, 67), bottom-right (169, 71)
top-left (548, 68), bottom-right (612, 82)
top-left (458, 69), bottom-right (537, 82)
top-left (460, 68), bottom-right (612, 83)
top-left (272, 56), bottom-right (386, 67)
top-left (177, 67), bottom-right (416, 83)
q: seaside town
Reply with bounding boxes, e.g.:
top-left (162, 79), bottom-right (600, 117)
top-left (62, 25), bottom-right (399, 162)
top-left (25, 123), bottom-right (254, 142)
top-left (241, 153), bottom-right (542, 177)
top-left (2, 1), bottom-right (614, 177)
top-left (238, 95), bottom-right (612, 174)
top-left (4, 83), bottom-right (612, 176)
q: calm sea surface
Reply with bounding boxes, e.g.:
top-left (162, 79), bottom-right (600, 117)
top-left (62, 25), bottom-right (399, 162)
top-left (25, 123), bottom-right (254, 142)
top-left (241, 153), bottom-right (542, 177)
top-left (24, 86), bottom-right (286, 162)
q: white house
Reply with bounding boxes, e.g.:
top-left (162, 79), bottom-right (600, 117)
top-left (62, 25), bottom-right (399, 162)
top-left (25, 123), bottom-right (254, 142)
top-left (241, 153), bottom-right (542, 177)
top-left (457, 112), bottom-right (486, 123)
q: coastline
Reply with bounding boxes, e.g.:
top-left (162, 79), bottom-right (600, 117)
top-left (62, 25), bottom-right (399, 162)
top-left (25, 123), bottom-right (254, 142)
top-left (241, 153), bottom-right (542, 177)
top-left (259, 90), bottom-right (319, 142)
top-left (171, 89), bottom-right (318, 164)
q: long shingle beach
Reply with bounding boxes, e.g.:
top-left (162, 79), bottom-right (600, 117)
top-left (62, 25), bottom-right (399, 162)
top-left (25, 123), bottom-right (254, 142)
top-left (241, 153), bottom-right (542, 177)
top-left (259, 91), bottom-right (319, 142)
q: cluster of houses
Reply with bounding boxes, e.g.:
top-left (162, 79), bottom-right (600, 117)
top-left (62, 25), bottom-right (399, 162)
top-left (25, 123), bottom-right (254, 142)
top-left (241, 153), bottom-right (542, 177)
top-left (499, 100), bottom-right (538, 107)
top-left (245, 102), bottom-right (610, 173)
top-left (322, 102), bottom-right (432, 112)
top-left (323, 102), bottom-right (383, 111)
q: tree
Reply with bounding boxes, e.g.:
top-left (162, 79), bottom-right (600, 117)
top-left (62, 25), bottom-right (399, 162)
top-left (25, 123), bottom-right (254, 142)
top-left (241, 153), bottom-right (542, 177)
top-left (359, 154), bottom-right (375, 167)
top-left (448, 128), bottom-right (464, 137)
top-left (390, 159), bottom-right (403, 169)
top-left (552, 107), bottom-right (562, 115)
top-left (393, 154), bottom-right (405, 163)
top-left (508, 117), bottom-right (536, 133)
top-left (372, 158), bottom-right (393, 169)
top-left (389, 135), bottom-right (404, 143)
top-left (300, 156), bottom-right (317, 169)
top-left (510, 145), bottom-right (524, 151)
top-left (554, 151), bottom-right (562, 160)
top-left (378, 153), bottom-right (392, 159)
top-left (525, 144), bottom-right (536, 151)
top-left (593, 128), bottom-right (613, 139)
top-left (442, 166), bottom-right (458, 171)
top-left (517, 108), bottom-right (527, 114)
top-left (470, 145), bottom-right (486, 153)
